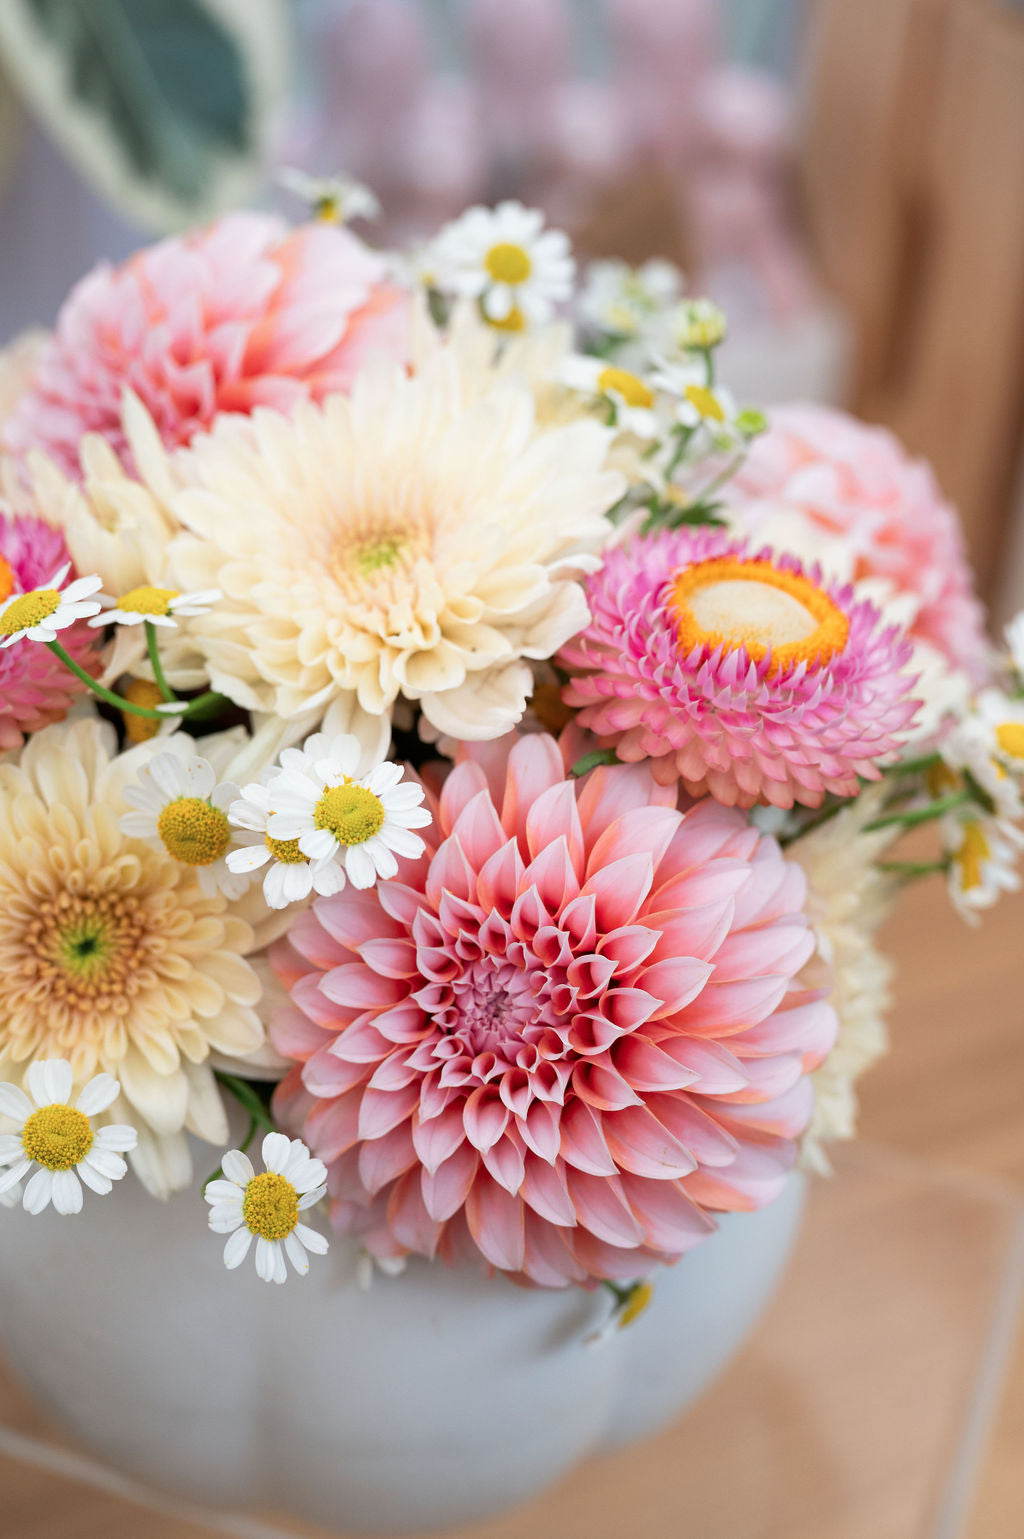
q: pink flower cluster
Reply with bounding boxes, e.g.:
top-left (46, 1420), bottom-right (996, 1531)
top-left (559, 527), bottom-right (919, 810)
top-left (271, 734), bottom-right (835, 1287)
top-left (3, 213), bottom-right (409, 476)
top-left (0, 510), bottom-right (100, 749)
top-left (733, 404), bottom-right (990, 683)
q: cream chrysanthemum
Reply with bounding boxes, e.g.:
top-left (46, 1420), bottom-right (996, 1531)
top-left (163, 352), bottom-right (622, 742)
top-left (204, 1132), bottom-right (329, 1285)
top-left (0, 719), bottom-right (266, 1196)
top-left (0, 1059), bottom-right (137, 1214)
top-left (785, 787), bottom-right (899, 1171)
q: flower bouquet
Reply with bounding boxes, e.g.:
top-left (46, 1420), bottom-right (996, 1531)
top-left (0, 183), bottom-right (1019, 1532)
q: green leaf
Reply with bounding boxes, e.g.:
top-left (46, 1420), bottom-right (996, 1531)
top-left (0, 0), bottom-right (290, 230)
top-left (570, 749), bottom-right (620, 778)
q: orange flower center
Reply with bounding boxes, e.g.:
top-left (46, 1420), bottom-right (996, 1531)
top-left (667, 557), bottom-right (850, 674)
top-left (0, 555), bottom-right (14, 603)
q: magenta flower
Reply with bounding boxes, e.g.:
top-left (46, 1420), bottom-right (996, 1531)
top-left (733, 403), bottom-right (990, 684)
top-left (559, 528), bottom-right (919, 810)
top-left (4, 213), bottom-right (409, 476)
top-left (270, 734), bottom-right (835, 1287)
top-left (0, 509), bottom-right (100, 750)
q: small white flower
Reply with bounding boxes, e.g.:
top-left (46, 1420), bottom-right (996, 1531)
top-left (941, 812), bottom-right (1024, 924)
top-left (89, 584), bottom-right (221, 629)
top-left (578, 258), bottom-right (683, 341)
top-left (428, 201), bottom-right (574, 328)
top-left (227, 781), bottom-right (348, 909)
top-left (278, 167), bottom-right (381, 225)
top-left (0, 1060), bottom-right (137, 1214)
top-left (666, 296), bottom-right (728, 352)
top-left (265, 731), bottom-right (431, 890)
top-left (204, 1132), bottom-right (329, 1285)
top-left (0, 564), bottom-right (103, 647)
top-left (557, 354), bottom-right (660, 439)
top-left (940, 691), bottom-right (1024, 819)
top-left (121, 750), bottom-right (245, 897)
top-left (650, 357), bottom-right (742, 439)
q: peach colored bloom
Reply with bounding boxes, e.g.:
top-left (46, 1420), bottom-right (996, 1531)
top-left (271, 733), bottom-right (835, 1287)
top-left (4, 213), bottom-right (410, 476)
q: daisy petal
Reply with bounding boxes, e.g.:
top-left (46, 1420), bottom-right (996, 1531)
top-left (76, 1073), bottom-right (120, 1117)
top-left (223, 1227), bottom-right (254, 1270)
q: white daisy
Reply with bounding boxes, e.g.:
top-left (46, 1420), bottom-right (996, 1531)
top-left (204, 1132), bottom-right (329, 1284)
top-left (940, 691), bottom-right (1024, 819)
top-left (0, 1060), bottom-right (137, 1215)
top-left (557, 355), bottom-right (660, 439)
top-left (428, 201), bottom-right (574, 328)
top-left (121, 750), bottom-right (245, 898)
top-left (666, 296), bottom-right (727, 352)
top-left (578, 257), bottom-right (683, 341)
top-left (278, 167), bottom-right (380, 225)
top-left (89, 584), bottom-right (221, 629)
top-left (649, 357), bottom-right (743, 439)
top-left (226, 781), bottom-right (348, 909)
top-left (941, 812), bottom-right (1024, 924)
top-left (265, 732), bottom-right (431, 890)
top-left (0, 563), bottom-right (103, 647)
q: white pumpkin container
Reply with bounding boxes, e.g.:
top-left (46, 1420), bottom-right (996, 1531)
top-left (0, 1159), bottom-right (804, 1534)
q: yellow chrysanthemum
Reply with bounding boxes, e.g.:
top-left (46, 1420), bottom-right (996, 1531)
top-left (0, 718), bottom-right (266, 1196)
top-left (162, 351), bottom-right (622, 742)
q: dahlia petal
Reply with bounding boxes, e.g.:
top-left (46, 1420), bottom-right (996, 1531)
top-left (411, 1108), bottom-right (466, 1175)
top-left (525, 782), bottom-right (585, 873)
top-left (387, 1169), bottom-right (442, 1258)
top-left (515, 1099), bottom-right (563, 1163)
top-left (523, 1213), bottom-right (587, 1286)
top-left (357, 1082), bottom-right (420, 1141)
top-left (521, 1155), bottom-right (578, 1227)
top-left (521, 838), bottom-right (580, 912)
top-left (462, 1086), bottom-right (510, 1154)
top-left (566, 1169), bottom-right (645, 1248)
top-left (500, 734), bottom-right (565, 837)
top-left (586, 804), bottom-right (682, 881)
top-left (603, 1104), bottom-right (698, 1180)
top-left (481, 1134), bottom-right (526, 1196)
top-left (579, 853), bottom-right (655, 931)
top-left (321, 963), bottom-right (405, 1011)
top-left (465, 1175), bottom-right (526, 1272)
top-left (646, 1093), bottom-right (740, 1167)
top-left (421, 1142), bottom-right (479, 1222)
top-left (559, 1099), bottom-right (618, 1176)
top-left (617, 1172), bottom-right (716, 1252)
top-left (357, 1123), bottom-right (418, 1195)
top-left (304, 1093), bottom-right (362, 1163)
top-left (610, 1035), bottom-right (701, 1092)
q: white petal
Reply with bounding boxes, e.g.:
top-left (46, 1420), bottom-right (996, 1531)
top-left (0, 1159), bottom-right (31, 1194)
top-left (29, 1060), bottom-right (73, 1107)
top-left (295, 1222), bottom-right (330, 1255)
top-left (298, 828), bottom-right (337, 861)
top-left (204, 1179), bottom-right (245, 1203)
top-left (255, 1236), bottom-right (278, 1282)
top-left (0, 1084), bottom-right (32, 1124)
top-left (226, 844), bottom-right (271, 873)
top-left (0, 1133), bottom-right (24, 1163)
top-left (76, 1073), bottom-right (120, 1117)
top-left (366, 761), bottom-right (404, 795)
top-left (284, 1231), bottom-right (309, 1275)
top-left (223, 1228), bottom-right (254, 1270)
top-left (93, 1124), bottom-right (138, 1153)
top-left (23, 1167), bottom-right (53, 1214)
top-left (311, 862), bottom-right (347, 897)
top-left (148, 754), bottom-right (187, 800)
top-left (261, 1131), bottom-right (292, 1175)
top-left (83, 1148), bottom-right (127, 1182)
top-left (377, 824), bottom-right (425, 859)
top-left (51, 1169), bottom-right (84, 1214)
top-left (77, 1161), bottom-right (113, 1196)
top-left (343, 843), bottom-right (380, 889)
top-left (221, 1149), bottom-right (255, 1186)
top-left (280, 862), bottom-right (315, 904)
top-left (297, 1183), bottom-right (327, 1209)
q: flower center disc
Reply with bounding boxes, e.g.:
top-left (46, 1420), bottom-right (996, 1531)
top-left (156, 797), bottom-right (231, 865)
top-left (668, 557), bottom-right (850, 673)
top-left (0, 588), bottom-right (60, 635)
top-left (955, 823), bottom-right (989, 891)
top-left (22, 1103), bottom-right (94, 1170)
top-left (484, 242), bottom-right (532, 285)
top-left (117, 585), bottom-right (178, 616)
top-left (684, 385), bottom-right (725, 422)
top-left (265, 833), bottom-right (307, 864)
top-left (996, 723), bottom-right (1024, 760)
top-left (596, 366), bottom-right (654, 409)
top-left (314, 782), bottom-right (385, 846)
top-left (0, 555), bottom-right (14, 603)
top-left (242, 1171), bottom-right (299, 1240)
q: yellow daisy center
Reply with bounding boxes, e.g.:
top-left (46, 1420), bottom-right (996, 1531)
top-left (955, 823), bottom-right (990, 892)
top-left (22, 1104), bottom-right (94, 1171)
top-left (265, 833), bottom-right (307, 864)
top-left (618, 1280), bottom-right (655, 1329)
top-left (156, 797), bottom-right (231, 866)
top-left (117, 585), bottom-right (179, 617)
top-left (314, 781), bottom-right (385, 846)
top-left (484, 242), bottom-right (532, 285)
top-left (996, 722), bottom-right (1024, 760)
top-left (242, 1171), bottom-right (299, 1240)
top-left (121, 678), bottom-right (166, 744)
top-left (596, 366), bottom-right (654, 409)
top-left (488, 304), bottom-right (525, 333)
top-left (684, 384), bottom-right (725, 422)
top-left (0, 588), bottom-right (60, 635)
top-left (668, 556), bottom-right (850, 674)
top-left (0, 555), bottom-right (14, 603)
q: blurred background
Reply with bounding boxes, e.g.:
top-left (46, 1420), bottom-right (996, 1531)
top-left (0, 3), bottom-right (1023, 1536)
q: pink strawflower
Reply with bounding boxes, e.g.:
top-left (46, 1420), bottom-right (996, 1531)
top-left (559, 527), bottom-right (919, 810)
top-left (4, 213), bottom-right (410, 476)
top-left (0, 509), bottom-right (101, 749)
top-left (733, 404), bottom-right (989, 683)
top-left (270, 734), bottom-right (835, 1288)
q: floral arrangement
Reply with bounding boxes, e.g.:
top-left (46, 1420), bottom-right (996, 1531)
top-left (0, 184), bottom-right (1019, 1319)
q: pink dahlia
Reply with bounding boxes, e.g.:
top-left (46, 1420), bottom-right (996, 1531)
top-left (558, 527), bottom-right (919, 810)
top-left (733, 404), bottom-right (989, 683)
top-left (0, 508), bottom-right (101, 749)
top-left (3, 213), bottom-right (410, 476)
top-left (270, 733), bottom-right (835, 1287)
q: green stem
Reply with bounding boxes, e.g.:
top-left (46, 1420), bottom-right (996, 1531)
top-left (145, 621), bottom-right (177, 703)
top-left (46, 640), bottom-right (182, 720)
top-left (882, 752), bottom-right (943, 778)
top-left (700, 346), bottom-right (714, 389)
top-left (864, 790), bottom-right (971, 833)
top-left (879, 859), bottom-right (950, 879)
top-left (203, 1113), bottom-right (259, 1192)
top-left (214, 1071), bottom-right (277, 1137)
top-left (694, 447), bottom-right (747, 505)
top-left (571, 749), bottom-right (620, 778)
